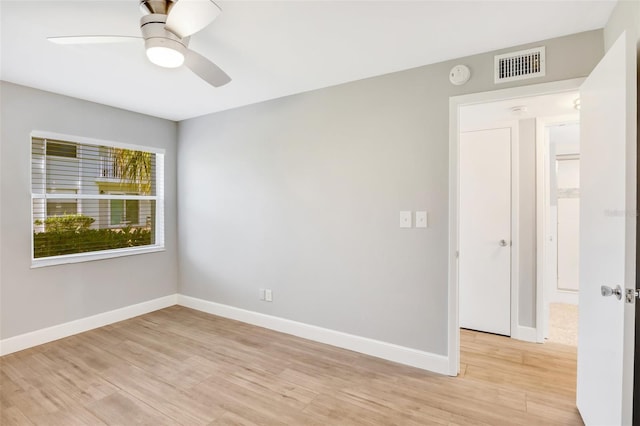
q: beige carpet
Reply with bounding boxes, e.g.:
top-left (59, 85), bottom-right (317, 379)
top-left (548, 302), bottom-right (578, 346)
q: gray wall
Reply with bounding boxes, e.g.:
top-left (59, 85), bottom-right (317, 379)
top-left (518, 118), bottom-right (537, 327)
top-left (0, 82), bottom-right (178, 339)
top-left (178, 30), bottom-right (603, 355)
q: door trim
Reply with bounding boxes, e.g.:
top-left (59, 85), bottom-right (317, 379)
top-left (448, 78), bottom-right (585, 375)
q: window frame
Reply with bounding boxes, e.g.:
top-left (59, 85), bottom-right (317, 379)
top-left (30, 131), bottom-right (166, 268)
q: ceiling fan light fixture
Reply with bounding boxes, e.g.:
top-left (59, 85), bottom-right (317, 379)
top-left (145, 38), bottom-right (185, 68)
top-left (146, 45), bottom-right (184, 68)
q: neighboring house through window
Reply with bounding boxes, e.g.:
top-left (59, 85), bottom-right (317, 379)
top-left (31, 133), bottom-right (165, 266)
top-left (47, 199), bottom-right (77, 216)
top-left (110, 197), bottom-right (141, 226)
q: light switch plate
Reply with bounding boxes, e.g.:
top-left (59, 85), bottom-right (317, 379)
top-left (416, 211), bottom-right (428, 228)
top-left (400, 211), bottom-right (412, 228)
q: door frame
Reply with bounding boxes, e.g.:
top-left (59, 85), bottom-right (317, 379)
top-left (447, 78), bottom-right (585, 375)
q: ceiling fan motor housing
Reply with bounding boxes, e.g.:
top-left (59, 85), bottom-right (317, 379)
top-left (140, 13), bottom-right (189, 51)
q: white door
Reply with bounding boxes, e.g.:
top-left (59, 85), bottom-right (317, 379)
top-left (459, 128), bottom-right (511, 336)
top-left (576, 33), bottom-right (635, 425)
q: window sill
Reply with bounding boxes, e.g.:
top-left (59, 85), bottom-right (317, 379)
top-left (31, 245), bottom-right (166, 268)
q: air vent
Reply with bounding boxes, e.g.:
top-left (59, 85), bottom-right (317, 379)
top-left (494, 47), bottom-right (545, 84)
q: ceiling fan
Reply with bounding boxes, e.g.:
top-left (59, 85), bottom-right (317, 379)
top-left (48, 0), bottom-right (231, 87)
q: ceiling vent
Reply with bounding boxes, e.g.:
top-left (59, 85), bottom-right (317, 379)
top-left (494, 46), bottom-right (545, 84)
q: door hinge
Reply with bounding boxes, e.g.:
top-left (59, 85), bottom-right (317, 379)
top-left (625, 288), bottom-right (640, 303)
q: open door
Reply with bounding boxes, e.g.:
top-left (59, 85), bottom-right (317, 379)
top-left (576, 32), bottom-right (636, 425)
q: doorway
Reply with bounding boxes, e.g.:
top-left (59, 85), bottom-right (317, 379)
top-left (446, 78), bottom-right (585, 376)
top-left (456, 90), bottom-right (580, 346)
top-left (542, 122), bottom-right (581, 346)
top-left (449, 33), bottom-right (635, 425)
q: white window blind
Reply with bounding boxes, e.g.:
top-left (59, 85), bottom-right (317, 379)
top-left (31, 135), bottom-right (164, 265)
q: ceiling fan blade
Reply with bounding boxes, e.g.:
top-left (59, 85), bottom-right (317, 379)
top-left (48, 36), bottom-right (142, 45)
top-left (184, 49), bottom-right (231, 88)
top-left (165, 0), bottom-right (221, 39)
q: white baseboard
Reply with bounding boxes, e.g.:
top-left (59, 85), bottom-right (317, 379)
top-left (1, 293), bottom-right (451, 376)
top-left (513, 325), bottom-right (538, 343)
top-left (0, 294), bottom-right (178, 356)
top-left (177, 295), bottom-right (451, 375)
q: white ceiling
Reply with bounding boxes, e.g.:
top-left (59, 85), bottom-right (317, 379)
top-left (460, 91), bottom-right (580, 131)
top-left (1, 1), bottom-right (616, 121)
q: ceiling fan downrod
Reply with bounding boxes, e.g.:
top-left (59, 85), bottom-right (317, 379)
top-left (139, 0), bottom-right (176, 16)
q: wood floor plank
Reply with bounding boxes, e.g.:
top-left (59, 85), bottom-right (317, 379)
top-left (1, 307), bottom-right (582, 425)
top-left (192, 373), bottom-right (325, 426)
top-left (98, 364), bottom-right (223, 425)
top-left (29, 406), bottom-right (108, 426)
top-left (0, 406), bottom-right (34, 426)
top-left (86, 391), bottom-right (174, 425)
top-left (208, 411), bottom-right (260, 426)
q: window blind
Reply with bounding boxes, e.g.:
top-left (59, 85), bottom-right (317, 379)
top-left (31, 136), bottom-right (164, 262)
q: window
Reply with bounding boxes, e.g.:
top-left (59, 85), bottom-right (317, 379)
top-left (31, 133), bottom-right (165, 266)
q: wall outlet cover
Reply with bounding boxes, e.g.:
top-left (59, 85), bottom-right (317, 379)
top-left (400, 211), bottom-right (412, 228)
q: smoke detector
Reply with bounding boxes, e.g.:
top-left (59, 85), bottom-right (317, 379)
top-left (449, 65), bottom-right (471, 86)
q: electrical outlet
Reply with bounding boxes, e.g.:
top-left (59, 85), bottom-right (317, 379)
top-left (265, 289), bottom-right (273, 302)
top-left (259, 288), bottom-right (266, 301)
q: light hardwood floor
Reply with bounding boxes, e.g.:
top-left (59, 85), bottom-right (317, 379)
top-left (1, 306), bottom-right (582, 425)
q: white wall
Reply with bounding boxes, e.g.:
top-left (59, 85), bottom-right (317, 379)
top-left (178, 30), bottom-right (603, 355)
top-left (555, 156), bottom-right (580, 298)
top-left (0, 82), bottom-right (178, 339)
top-left (603, 0), bottom-right (640, 52)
